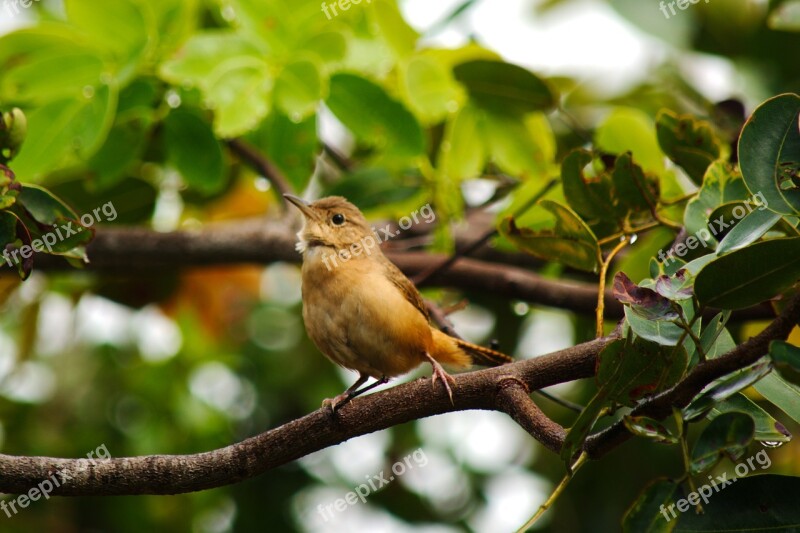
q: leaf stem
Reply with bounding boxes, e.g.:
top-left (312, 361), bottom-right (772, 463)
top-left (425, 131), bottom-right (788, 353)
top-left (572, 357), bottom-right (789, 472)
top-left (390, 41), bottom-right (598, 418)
top-left (596, 237), bottom-right (629, 337)
top-left (597, 221), bottom-right (661, 246)
top-left (675, 410), bottom-right (704, 515)
top-left (516, 452), bottom-right (589, 532)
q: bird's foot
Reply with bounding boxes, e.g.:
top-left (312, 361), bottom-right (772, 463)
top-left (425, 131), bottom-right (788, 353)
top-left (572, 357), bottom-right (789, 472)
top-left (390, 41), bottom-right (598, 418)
top-left (425, 354), bottom-right (455, 405)
top-left (322, 375), bottom-right (389, 412)
top-left (322, 392), bottom-right (352, 412)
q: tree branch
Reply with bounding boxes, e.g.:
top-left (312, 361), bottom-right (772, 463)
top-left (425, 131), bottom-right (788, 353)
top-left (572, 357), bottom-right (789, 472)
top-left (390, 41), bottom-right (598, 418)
top-left (0, 337), bottom-right (612, 496)
top-left (25, 220), bottom-right (775, 321)
top-left (226, 139), bottom-right (294, 202)
top-left (495, 378), bottom-right (566, 454)
top-left (586, 292), bottom-right (800, 458)
top-left (0, 293), bottom-right (795, 496)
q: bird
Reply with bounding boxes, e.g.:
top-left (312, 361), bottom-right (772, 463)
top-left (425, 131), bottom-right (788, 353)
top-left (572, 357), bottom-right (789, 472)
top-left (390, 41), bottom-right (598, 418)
top-left (284, 194), bottom-right (513, 411)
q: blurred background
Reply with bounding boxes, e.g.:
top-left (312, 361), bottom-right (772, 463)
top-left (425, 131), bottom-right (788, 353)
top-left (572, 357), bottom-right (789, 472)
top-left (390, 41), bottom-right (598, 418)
top-left (0, 0), bottom-right (798, 531)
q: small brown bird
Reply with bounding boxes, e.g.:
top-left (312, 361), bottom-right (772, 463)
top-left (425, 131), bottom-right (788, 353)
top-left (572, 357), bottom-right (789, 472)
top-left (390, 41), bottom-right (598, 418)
top-left (285, 194), bottom-right (512, 410)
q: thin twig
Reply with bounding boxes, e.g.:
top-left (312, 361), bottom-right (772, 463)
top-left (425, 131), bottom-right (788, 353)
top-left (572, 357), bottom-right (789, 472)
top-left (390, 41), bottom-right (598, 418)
top-left (322, 142), bottom-right (354, 171)
top-left (412, 178), bottom-right (558, 286)
top-left (534, 389), bottom-right (584, 412)
top-left (226, 138), bottom-right (294, 203)
top-left (517, 452), bottom-right (589, 531)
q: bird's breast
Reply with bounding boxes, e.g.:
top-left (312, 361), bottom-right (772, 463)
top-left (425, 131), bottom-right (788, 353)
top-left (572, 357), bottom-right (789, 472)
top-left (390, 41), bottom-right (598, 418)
top-left (300, 253), bottom-right (432, 378)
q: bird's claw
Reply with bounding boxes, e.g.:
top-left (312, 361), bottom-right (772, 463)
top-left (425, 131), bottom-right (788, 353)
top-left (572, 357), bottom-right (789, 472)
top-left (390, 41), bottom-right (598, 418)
top-left (430, 360), bottom-right (456, 405)
top-left (322, 392), bottom-right (351, 412)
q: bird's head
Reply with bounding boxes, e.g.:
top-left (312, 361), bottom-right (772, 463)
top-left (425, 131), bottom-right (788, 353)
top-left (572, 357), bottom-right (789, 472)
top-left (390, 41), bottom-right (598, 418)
top-left (284, 195), bottom-right (374, 252)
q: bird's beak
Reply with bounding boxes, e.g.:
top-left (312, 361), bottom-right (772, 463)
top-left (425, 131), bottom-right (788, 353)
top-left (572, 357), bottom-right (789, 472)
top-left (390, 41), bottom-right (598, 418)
top-left (284, 194), bottom-right (318, 220)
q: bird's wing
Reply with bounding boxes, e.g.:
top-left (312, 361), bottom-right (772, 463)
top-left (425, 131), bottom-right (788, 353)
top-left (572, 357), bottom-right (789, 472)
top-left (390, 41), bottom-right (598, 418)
top-left (381, 257), bottom-right (430, 321)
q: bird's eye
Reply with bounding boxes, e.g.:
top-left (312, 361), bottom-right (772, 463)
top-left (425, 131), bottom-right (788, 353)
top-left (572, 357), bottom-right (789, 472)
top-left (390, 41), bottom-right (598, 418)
top-left (331, 213), bottom-right (346, 226)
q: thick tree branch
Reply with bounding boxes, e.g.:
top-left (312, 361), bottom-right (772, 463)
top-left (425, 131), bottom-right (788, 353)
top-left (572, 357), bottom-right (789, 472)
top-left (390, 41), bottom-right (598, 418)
top-left (1, 293), bottom-right (796, 496)
top-left (34, 221), bottom-right (624, 316)
top-left (495, 378), bottom-right (566, 454)
top-left (0, 337), bottom-right (612, 496)
top-left (25, 220), bottom-right (775, 321)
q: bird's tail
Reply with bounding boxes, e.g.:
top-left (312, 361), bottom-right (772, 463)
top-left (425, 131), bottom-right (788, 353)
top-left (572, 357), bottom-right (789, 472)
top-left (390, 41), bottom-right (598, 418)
top-left (431, 329), bottom-right (512, 368)
top-left (455, 338), bottom-right (513, 366)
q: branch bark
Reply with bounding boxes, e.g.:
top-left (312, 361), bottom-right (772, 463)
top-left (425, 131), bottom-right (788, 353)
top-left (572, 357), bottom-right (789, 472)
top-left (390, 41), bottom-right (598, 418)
top-left (0, 294), bottom-right (796, 496)
top-left (225, 139), bottom-right (294, 202)
top-left (0, 337), bottom-right (611, 496)
top-left (28, 221), bottom-right (774, 321)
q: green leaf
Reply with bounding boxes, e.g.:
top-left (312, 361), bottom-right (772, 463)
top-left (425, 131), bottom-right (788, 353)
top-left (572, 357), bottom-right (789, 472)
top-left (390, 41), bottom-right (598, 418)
top-left (769, 340), bottom-right (800, 386)
top-left (298, 31), bottom-right (348, 65)
top-left (0, 27), bottom-right (104, 105)
top-left (148, 0), bottom-right (199, 59)
top-left (159, 31), bottom-right (271, 137)
top-left (0, 211), bottom-right (16, 247)
top-left (561, 150), bottom-right (657, 226)
top-left (16, 184), bottom-right (81, 225)
top-left (714, 208), bottom-right (781, 255)
top-left (483, 111), bottom-right (550, 178)
top-left (738, 93), bottom-right (800, 215)
top-left (326, 73), bottom-right (424, 157)
top-left (754, 372), bottom-right (800, 425)
top-left (563, 337), bottom-right (687, 464)
top-left (164, 110), bottom-right (225, 196)
top-left (0, 49), bottom-right (105, 105)
top-left (226, 0), bottom-right (320, 54)
top-left (683, 161), bottom-right (749, 238)
top-left (453, 59), bottom-right (555, 115)
top-left (251, 111), bottom-right (318, 192)
top-left (0, 210), bottom-right (31, 279)
top-left (13, 186), bottom-right (94, 257)
top-left (674, 475), bottom-right (800, 531)
top-left (699, 311), bottom-right (735, 360)
top-left (561, 149), bottom-right (616, 221)
top-left (694, 237), bottom-right (800, 309)
top-left (682, 253), bottom-right (717, 276)
top-left (623, 416), bottom-right (679, 444)
top-left (273, 58), bottom-right (325, 120)
top-left (205, 62), bottom-right (271, 138)
top-left (439, 104), bottom-right (486, 180)
top-left (400, 55), bottom-right (465, 124)
top-left (705, 202), bottom-right (750, 243)
top-left (12, 85), bottom-right (116, 179)
top-left (325, 167), bottom-right (419, 210)
top-left (88, 116), bottom-right (150, 190)
top-left (49, 176), bottom-right (156, 226)
top-left (624, 307), bottom-right (685, 346)
top-left (656, 109), bottom-right (722, 184)
top-left (683, 360), bottom-right (772, 421)
top-left (690, 412), bottom-right (755, 474)
top-left (560, 384), bottom-right (611, 465)
top-left (768, 1), bottom-right (800, 31)
top-left (159, 31), bottom-right (264, 88)
top-left (708, 393), bottom-right (792, 443)
top-left (595, 107), bottom-right (665, 175)
top-left (611, 152), bottom-right (660, 218)
top-left (622, 479), bottom-right (679, 533)
top-left (65, 0), bottom-right (150, 76)
top-left (370, 0), bottom-right (419, 58)
top-left (654, 270), bottom-right (693, 301)
top-left (596, 336), bottom-right (687, 407)
top-left (499, 200), bottom-right (601, 272)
